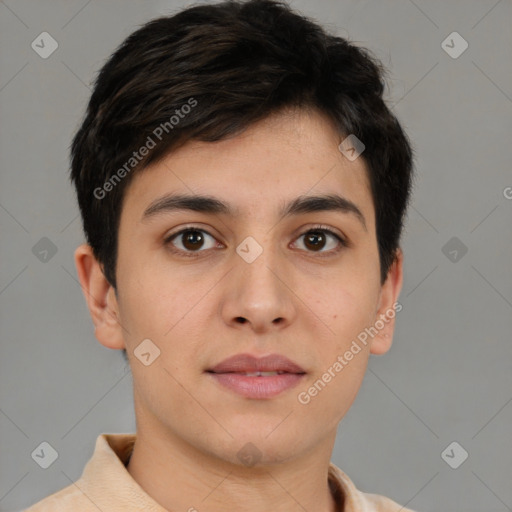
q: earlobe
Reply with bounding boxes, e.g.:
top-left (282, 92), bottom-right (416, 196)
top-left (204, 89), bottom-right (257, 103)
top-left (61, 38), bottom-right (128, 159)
top-left (369, 249), bottom-right (404, 356)
top-left (74, 243), bottom-right (126, 351)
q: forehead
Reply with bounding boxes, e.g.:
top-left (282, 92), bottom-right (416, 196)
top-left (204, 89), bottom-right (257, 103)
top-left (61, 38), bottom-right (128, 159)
top-left (121, 108), bottom-right (374, 227)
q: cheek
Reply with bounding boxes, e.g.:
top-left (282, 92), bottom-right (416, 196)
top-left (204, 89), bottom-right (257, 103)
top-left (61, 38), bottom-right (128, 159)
top-left (117, 243), bottom-right (184, 324)
top-left (116, 257), bottom-right (219, 371)
top-left (297, 292), bottom-right (375, 425)
top-left (320, 280), bottom-right (379, 347)
top-left (313, 244), bottom-right (380, 338)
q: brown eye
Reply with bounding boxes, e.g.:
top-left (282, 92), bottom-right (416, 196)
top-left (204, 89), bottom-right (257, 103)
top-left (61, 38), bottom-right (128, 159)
top-left (294, 227), bottom-right (347, 254)
top-left (165, 228), bottom-right (218, 255)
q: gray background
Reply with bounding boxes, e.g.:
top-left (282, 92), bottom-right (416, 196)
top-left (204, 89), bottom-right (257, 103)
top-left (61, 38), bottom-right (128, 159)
top-left (0, 0), bottom-right (511, 511)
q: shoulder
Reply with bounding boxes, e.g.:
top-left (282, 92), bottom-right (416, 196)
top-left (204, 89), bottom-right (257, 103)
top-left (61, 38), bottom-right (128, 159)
top-left (23, 480), bottom-right (90, 512)
top-left (360, 491), bottom-right (416, 511)
top-left (23, 433), bottom-right (137, 512)
top-left (328, 462), bottom-right (417, 512)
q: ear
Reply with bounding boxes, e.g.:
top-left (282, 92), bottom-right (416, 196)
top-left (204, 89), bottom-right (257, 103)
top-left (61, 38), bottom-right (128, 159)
top-left (74, 243), bottom-right (126, 351)
top-left (369, 248), bottom-right (404, 355)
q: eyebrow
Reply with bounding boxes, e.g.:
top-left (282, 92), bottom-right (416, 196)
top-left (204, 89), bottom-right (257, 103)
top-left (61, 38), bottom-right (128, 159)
top-left (141, 192), bottom-right (367, 230)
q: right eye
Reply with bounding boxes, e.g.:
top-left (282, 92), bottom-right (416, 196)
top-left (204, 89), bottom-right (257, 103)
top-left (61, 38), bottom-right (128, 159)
top-left (164, 227), bottom-right (221, 257)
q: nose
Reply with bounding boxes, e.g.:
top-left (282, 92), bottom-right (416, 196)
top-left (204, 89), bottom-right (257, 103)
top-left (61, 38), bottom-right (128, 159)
top-left (220, 244), bottom-right (297, 335)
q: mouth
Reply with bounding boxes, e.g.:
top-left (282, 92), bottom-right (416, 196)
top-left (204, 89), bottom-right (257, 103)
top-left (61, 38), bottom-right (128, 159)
top-left (216, 371), bottom-right (289, 376)
top-left (206, 353), bottom-right (306, 399)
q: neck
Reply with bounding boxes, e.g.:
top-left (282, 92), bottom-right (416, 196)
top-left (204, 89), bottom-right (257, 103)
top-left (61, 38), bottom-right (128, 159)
top-left (126, 425), bottom-right (341, 512)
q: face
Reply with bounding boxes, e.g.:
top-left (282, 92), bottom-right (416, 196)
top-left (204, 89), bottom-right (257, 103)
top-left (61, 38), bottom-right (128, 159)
top-left (77, 108), bottom-right (402, 466)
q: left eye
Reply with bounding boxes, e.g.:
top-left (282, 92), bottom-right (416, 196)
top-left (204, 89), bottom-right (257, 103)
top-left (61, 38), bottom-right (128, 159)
top-left (292, 228), bottom-right (346, 253)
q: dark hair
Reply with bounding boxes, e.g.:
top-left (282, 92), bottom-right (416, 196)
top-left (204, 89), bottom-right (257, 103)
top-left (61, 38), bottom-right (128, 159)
top-left (71, 0), bottom-right (413, 304)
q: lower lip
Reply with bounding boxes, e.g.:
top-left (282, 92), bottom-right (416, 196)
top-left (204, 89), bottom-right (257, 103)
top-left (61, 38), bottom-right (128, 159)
top-left (208, 372), bottom-right (305, 399)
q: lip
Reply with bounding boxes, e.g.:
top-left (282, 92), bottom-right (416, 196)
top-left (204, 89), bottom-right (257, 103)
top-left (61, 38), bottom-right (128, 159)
top-left (208, 353), bottom-right (306, 374)
top-left (206, 353), bottom-right (306, 399)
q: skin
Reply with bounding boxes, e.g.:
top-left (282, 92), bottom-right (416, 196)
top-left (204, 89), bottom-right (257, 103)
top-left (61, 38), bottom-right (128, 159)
top-left (75, 107), bottom-right (403, 512)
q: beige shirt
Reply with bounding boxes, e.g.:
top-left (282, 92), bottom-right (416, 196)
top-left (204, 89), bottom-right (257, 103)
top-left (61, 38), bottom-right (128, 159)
top-left (24, 433), bottom-right (416, 512)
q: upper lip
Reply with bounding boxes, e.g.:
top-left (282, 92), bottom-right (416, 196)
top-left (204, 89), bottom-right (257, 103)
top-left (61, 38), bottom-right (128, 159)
top-left (207, 353), bottom-right (306, 374)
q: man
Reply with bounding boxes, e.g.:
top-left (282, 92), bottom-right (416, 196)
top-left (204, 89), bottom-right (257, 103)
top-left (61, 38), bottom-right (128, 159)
top-left (26, 0), bottom-right (415, 510)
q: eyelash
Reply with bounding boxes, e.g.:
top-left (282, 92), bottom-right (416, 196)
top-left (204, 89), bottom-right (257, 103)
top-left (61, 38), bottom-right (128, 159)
top-left (163, 224), bottom-right (348, 258)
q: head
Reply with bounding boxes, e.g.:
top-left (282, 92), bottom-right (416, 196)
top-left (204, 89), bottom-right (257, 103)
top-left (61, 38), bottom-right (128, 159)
top-left (72, 0), bottom-right (413, 466)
